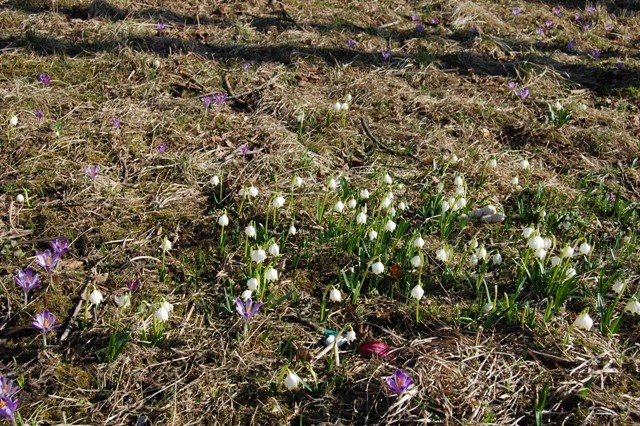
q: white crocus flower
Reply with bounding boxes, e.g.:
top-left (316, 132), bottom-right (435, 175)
top-left (413, 236), bottom-right (425, 248)
top-left (371, 262), bottom-right (384, 274)
top-left (218, 214), bottom-right (229, 227)
top-left (244, 225), bottom-right (256, 238)
top-left (284, 372), bottom-right (300, 390)
top-left (579, 242), bottom-right (591, 255)
top-left (251, 249), bottom-right (267, 263)
top-left (334, 200), bottom-right (345, 212)
top-left (410, 285), bottom-right (424, 300)
top-left (410, 255), bottom-right (421, 267)
top-left (368, 230), bottom-right (378, 240)
top-left (573, 312), bottom-right (593, 330)
top-left (356, 211), bottom-right (367, 224)
top-left (329, 288), bottom-right (341, 302)
top-left (268, 243), bottom-right (280, 257)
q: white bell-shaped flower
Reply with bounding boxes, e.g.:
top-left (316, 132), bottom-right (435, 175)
top-left (154, 307), bottom-right (169, 322)
top-left (488, 158), bottom-right (497, 168)
top-left (520, 159), bottom-right (530, 169)
top-left (333, 101), bottom-right (342, 112)
top-left (523, 227), bottom-right (534, 238)
top-left (441, 200), bottom-right (450, 213)
top-left (268, 243), bottom-right (280, 257)
top-left (413, 236), bottom-right (425, 248)
top-left (264, 267), bottom-right (278, 282)
top-left (328, 178), bottom-right (337, 190)
top-left (356, 211), bottom-right (367, 224)
top-left (244, 225), bottom-right (256, 238)
top-left (272, 196), bottom-right (285, 209)
top-left (454, 176), bottom-right (463, 186)
top-left (251, 249), bottom-right (267, 263)
top-left (346, 330), bottom-right (357, 342)
top-left (284, 372), bottom-right (300, 390)
top-left (10, 116), bottom-right (18, 126)
top-left (360, 189), bottom-right (370, 199)
top-left (347, 199), bottom-right (357, 209)
top-left (288, 225), bottom-right (297, 235)
top-left (368, 230), bottom-right (378, 240)
top-left (89, 289), bottom-right (104, 306)
top-left (383, 173), bottom-right (392, 184)
top-left (371, 262), bottom-right (384, 274)
top-left (385, 219), bottom-right (396, 232)
top-left (241, 289), bottom-right (252, 301)
top-left (565, 268), bottom-right (577, 278)
top-left (511, 176), bottom-right (519, 186)
top-left (625, 299), bottom-right (640, 315)
top-left (248, 186), bottom-right (259, 197)
top-left (410, 285), bottom-right (424, 300)
top-left (528, 236), bottom-right (544, 250)
top-left (380, 197), bottom-right (392, 209)
top-left (491, 253), bottom-right (502, 265)
top-left (218, 214), bottom-right (229, 227)
top-left (612, 280), bottom-right (625, 294)
top-left (550, 256), bottom-right (562, 267)
top-left (334, 200), bottom-right (345, 212)
top-left (579, 242), bottom-right (592, 255)
top-left (476, 246), bottom-right (487, 260)
top-left (410, 255), bottom-right (421, 267)
top-left (560, 245), bottom-right (574, 258)
top-left (573, 312), bottom-right (593, 330)
top-left (435, 248), bottom-right (449, 262)
top-left (329, 288), bottom-right (342, 302)
top-left (247, 278), bottom-right (259, 291)
top-left (210, 175), bottom-right (220, 186)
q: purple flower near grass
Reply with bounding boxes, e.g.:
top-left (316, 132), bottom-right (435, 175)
top-left (587, 49), bottom-right (601, 59)
top-left (517, 88), bottom-right (530, 100)
top-left (508, 81), bottom-right (519, 91)
top-left (0, 396), bottom-right (19, 424)
top-left (202, 96), bottom-right (213, 108)
top-left (616, 62), bottom-right (623, 70)
top-left (35, 108), bottom-right (43, 123)
top-left (574, 13), bottom-right (581, 20)
top-left (410, 14), bottom-right (420, 22)
top-left (242, 62), bottom-right (251, 71)
top-left (126, 278), bottom-right (141, 293)
top-left (386, 369), bottom-right (413, 395)
top-left (111, 117), bottom-right (123, 129)
top-left (582, 23), bottom-right (591, 31)
top-left (35, 249), bottom-right (59, 273)
top-left (586, 6), bottom-right (597, 14)
top-left (430, 17), bottom-right (439, 25)
top-left (0, 376), bottom-right (19, 398)
top-left (50, 238), bottom-right (69, 256)
top-left (158, 143), bottom-right (167, 154)
top-left (32, 309), bottom-right (60, 347)
top-left (38, 73), bottom-right (51, 86)
top-left (84, 165), bottom-right (99, 180)
top-left (566, 38), bottom-right (577, 51)
top-left (381, 49), bottom-right (392, 60)
top-left (212, 93), bottom-right (228, 105)
top-left (553, 7), bottom-right (561, 15)
top-left (470, 27), bottom-right (479, 36)
top-left (236, 297), bottom-right (262, 320)
top-left (347, 38), bottom-right (356, 48)
top-left (157, 22), bottom-right (166, 33)
top-left (15, 268), bottom-right (41, 305)
top-left (240, 143), bottom-right (249, 157)
top-left (512, 8), bottom-right (523, 15)
top-left (604, 25), bottom-right (613, 32)
top-left (536, 28), bottom-right (544, 35)
top-left (545, 20), bottom-right (553, 28)
top-left (416, 24), bottom-right (425, 32)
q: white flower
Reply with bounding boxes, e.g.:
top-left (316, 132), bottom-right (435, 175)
top-left (385, 219), bottom-right (396, 232)
top-left (153, 59), bottom-right (161, 68)
top-left (247, 278), bottom-right (259, 291)
top-left (535, 248), bottom-right (547, 259)
top-left (247, 186), bottom-right (259, 197)
top-left (579, 242), bottom-right (591, 255)
top-left (454, 176), bottom-right (463, 186)
top-left (383, 173), bottom-right (392, 185)
top-left (483, 302), bottom-right (494, 313)
top-left (625, 299), bottom-right (640, 315)
top-left (398, 201), bottom-right (406, 211)
top-left (476, 246), bottom-right (487, 260)
top-left (523, 227), bottom-right (534, 238)
top-left (284, 371), bottom-right (300, 390)
top-left (455, 186), bottom-right (466, 196)
top-left (272, 196), bottom-right (285, 209)
top-left (435, 248), bottom-right (449, 262)
top-left (341, 102), bottom-right (349, 111)
top-left (573, 312), bottom-right (593, 331)
top-left (328, 178), bottom-right (337, 190)
top-left (380, 197), bottom-right (392, 209)
top-left (542, 238), bottom-right (552, 250)
top-left (345, 93), bottom-right (352, 102)
top-left (209, 175), bottom-right (220, 186)
top-left (268, 243), bottom-right (280, 257)
top-left (288, 225), bottom-right (297, 235)
top-left (520, 159), bottom-right (530, 169)
top-left (16, 194), bottom-right (25, 203)
top-left (368, 230), bottom-right (378, 240)
top-left (553, 101), bottom-right (563, 111)
top-left (346, 330), bottom-right (357, 342)
top-left (251, 249), bottom-right (267, 263)
top-left (329, 288), bottom-right (342, 302)
top-left (467, 255), bottom-right (478, 267)
top-left (241, 289), bottom-right (252, 301)
top-left (356, 211), bottom-right (367, 224)
top-left (410, 285), bottom-right (424, 300)
top-left (218, 214), bottom-right (229, 227)
top-left (89, 289), bottom-right (104, 305)
top-left (334, 200), bottom-right (345, 212)
top-left (454, 197), bottom-right (467, 210)
top-left (161, 238), bottom-right (172, 252)
top-left (413, 236), bottom-right (425, 248)
top-left (410, 255), bottom-right (421, 267)
top-left (488, 158), bottom-right (497, 168)
top-left (550, 256), bottom-right (562, 267)
top-left (371, 262), bottom-right (384, 274)
top-left (161, 301), bottom-right (173, 313)
top-left (333, 101), bottom-right (342, 112)
top-left (293, 176), bottom-right (303, 187)
top-left (436, 182), bottom-right (444, 193)
top-left (9, 115), bottom-right (18, 126)
top-left (244, 225), bottom-right (256, 237)
top-left (154, 307), bottom-right (169, 322)
top-left (612, 280), bottom-right (625, 294)
top-left (264, 267), bottom-right (278, 282)
top-left (360, 189), bottom-right (370, 199)
top-left (441, 200), bottom-right (450, 213)
top-left (115, 294), bottom-right (130, 309)
top-left (560, 245), bottom-right (574, 258)
top-left (528, 236), bottom-right (544, 250)
top-left (511, 176), bottom-right (519, 186)
top-left (450, 154), bottom-right (459, 163)
top-left (347, 198), bottom-right (357, 209)
top-left (565, 268), bottom-right (577, 278)
top-left (492, 253), bottom-right (502, 265)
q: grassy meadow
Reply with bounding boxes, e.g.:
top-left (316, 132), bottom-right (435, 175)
top-left (1, 0), bottom-right (639, 424)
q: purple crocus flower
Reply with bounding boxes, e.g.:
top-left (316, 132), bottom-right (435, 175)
top-left (157, 22), bottom-right (166, 32)
top-left (32, 309), bottom-right (60, 347)
top-left (50, 238), bottom-right (69, 256)
top-left (410, 14), bottom-right (420, 22)
top-left (111, 117), bottom-right (123, 129)
top-left (553, 7), bottom-right (561, 15)
top-left (574, 12), bottom-right (581, 20)
top-left (604, 25), bottom-right (613, 32)
top-left (35, 249), bottom-right (60, 273)
top-left (545, 20), bottom-right (553, 28)
top-left (582, 23), bottom-right (591, 31)
top-left (347, 38), bottom-right (356, 48)
top-left (517, 88), bottom-right (530, 100)
top-left (587, 49), bottom-right (601, 59)
top-left (385, 369), bottom-right (413, 395)
top-left (242, 62), bottom-right (251, 71)
top-left (84, 165), bottom-right (99, 180)
top-left (240, 143), bottom-right (249, 157)
top-left (201, 96), bottom-right (213, 108)
top-left (158, 143), bottom-right (167, 154)
top-left (566, 38), bottom-right (577, 51)
top-left (416, 24), bottom-right (425, 32)
top-left (235, 297), bottom-right (262, 320)
top-left (586, 6), bottom-right (597, 14)
top-left (508, 81), bottom-right (519, 91)
top-left (35, 108), bottom-right (43, 123)
top-left (430, 17), bottom-right (439, 25)
top-left (38, 73), bottom-right (51, 86)
top-left (0, 396), bottom-right (19, 424)
top-left (470, 27), bottom-right (479, 36)
top-left (616, 62), bottom-right (623, 70)
top-left (0, 376), bottom-right (18, 398)
top-left (536, 28), bottom-right (544, 35)
top-left (126, 278), bottom-right (141, 293)
top-left (15, 268), bottom-right (41, 304)
top-left (512, 8), bottom-right (523, 15)
top-left (381, 49), bottom-right (392, 60)
top-left (212, 93), bottom-right (228, 106)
